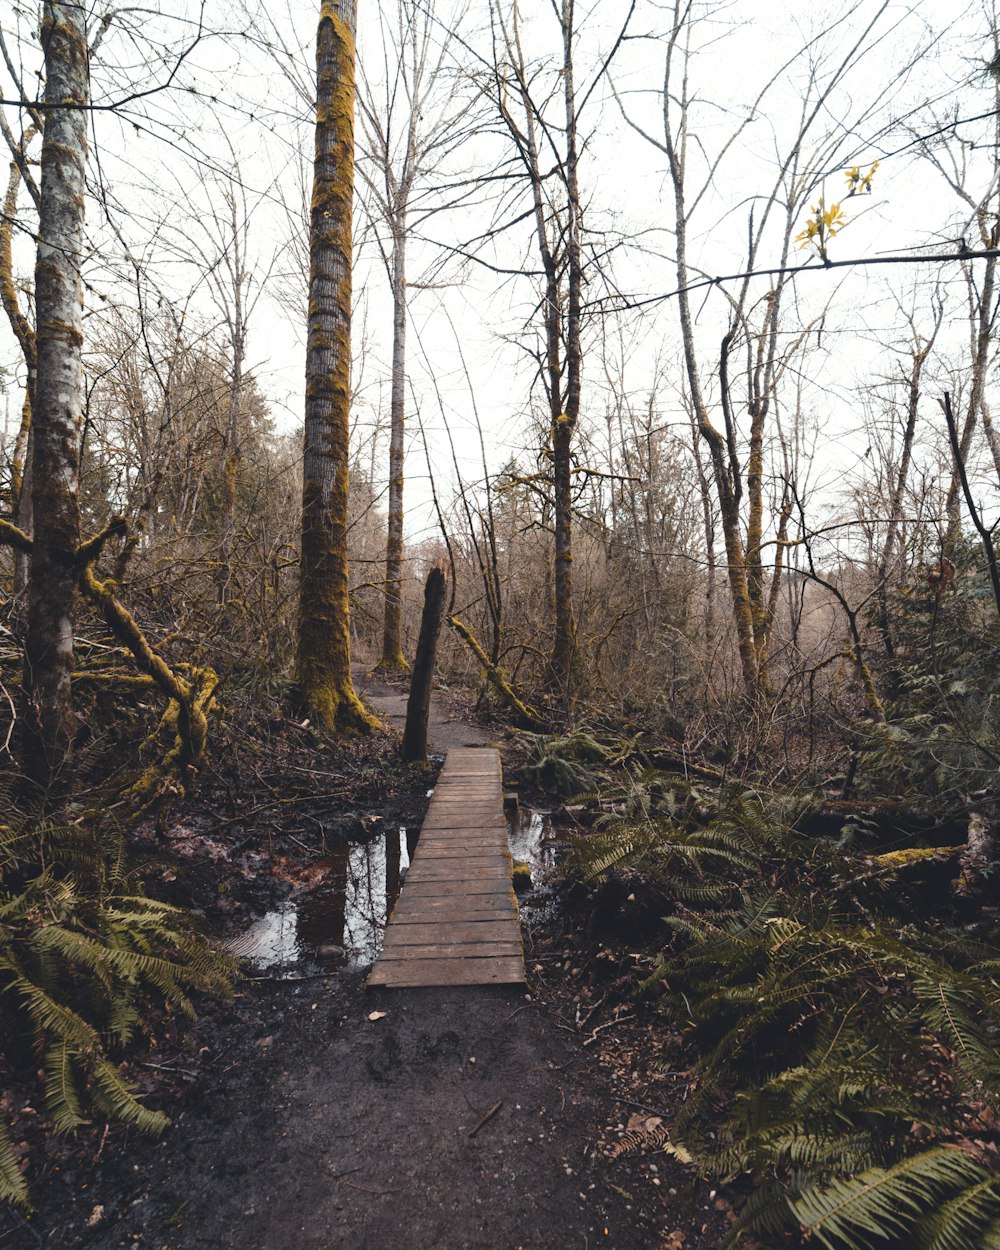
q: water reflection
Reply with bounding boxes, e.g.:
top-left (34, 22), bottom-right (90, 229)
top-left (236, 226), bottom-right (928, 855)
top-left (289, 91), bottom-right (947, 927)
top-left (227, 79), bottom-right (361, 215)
top-left (229, 828), bottom-right (411, 973)
top-left (230, 806), bottom-right (557, 975)
top-left (507, 806), bottom-right (555, 874)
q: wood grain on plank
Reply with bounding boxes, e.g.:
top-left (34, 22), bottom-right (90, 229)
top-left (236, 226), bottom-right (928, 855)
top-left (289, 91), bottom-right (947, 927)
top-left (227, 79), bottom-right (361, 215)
top-left (368, 746), bottom-right (524, 989)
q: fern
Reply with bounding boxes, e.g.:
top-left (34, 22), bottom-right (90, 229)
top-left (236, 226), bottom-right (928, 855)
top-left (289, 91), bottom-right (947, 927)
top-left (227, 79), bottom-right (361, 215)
top-left (567, 778), bottom-right (1000, 1249)
top-left (0, 1117), bottom-right (28, 1211)
top-left (789, 1148), bottom-right (995, 1250)
top-left (0, 814), bottom-right (234, 1208)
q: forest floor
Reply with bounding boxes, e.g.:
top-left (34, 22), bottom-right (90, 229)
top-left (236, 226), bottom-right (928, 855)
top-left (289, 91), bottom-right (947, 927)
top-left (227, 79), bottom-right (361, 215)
top-left (0, 674), bottom-right (735, 1250)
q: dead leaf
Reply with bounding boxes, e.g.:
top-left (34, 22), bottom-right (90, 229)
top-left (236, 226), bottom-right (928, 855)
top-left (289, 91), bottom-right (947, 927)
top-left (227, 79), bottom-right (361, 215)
top-left (368, 1011), bottom-right (387, 1022)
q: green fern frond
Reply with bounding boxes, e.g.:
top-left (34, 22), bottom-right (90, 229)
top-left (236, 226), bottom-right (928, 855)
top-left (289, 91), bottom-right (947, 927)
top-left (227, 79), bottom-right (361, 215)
top-left (789, 1148), bottom-right (991, 1250)
top-left (920, 1174), bottom-right (1000, 1250)
top-left (90, 1059), bottom-right (169, 1135)
top-left (0, 1114), bottom-right (30, 1210)
top-left (43, 1041), bottom-right (87, 1134)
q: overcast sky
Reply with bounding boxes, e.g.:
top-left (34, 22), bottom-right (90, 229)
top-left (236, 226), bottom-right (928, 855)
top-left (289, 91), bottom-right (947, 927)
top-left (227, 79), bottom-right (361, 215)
top-left (1, 0), bottom-right (997, 551)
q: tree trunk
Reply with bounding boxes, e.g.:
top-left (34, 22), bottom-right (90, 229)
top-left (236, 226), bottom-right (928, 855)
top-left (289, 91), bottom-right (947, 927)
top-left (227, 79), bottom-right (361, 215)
top-left (2, 152), bottom-right (37, 606)
top-left (217, 245), bottom-right (244, 608)
top-left (379, 226), bottom-right (408, 671)
top-left (21, 2), bottom-right (89, 776)
top-left (402, 567), bottom-right (447, 763)
top-left (296, 0), bottom-right (376, 733)
top-left (548, 0), bottom-right (582, 708)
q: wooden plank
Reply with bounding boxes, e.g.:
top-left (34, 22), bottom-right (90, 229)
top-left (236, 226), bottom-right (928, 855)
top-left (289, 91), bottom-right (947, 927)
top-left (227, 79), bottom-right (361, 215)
top-left (368, 746), bottom-right (524, 989)
top-left (421, 815), bottom-right (509, 830)
top-left (368, 957), bottom-right (525, 988)
top-left (376, 943), bottom-right (522, 961)
top-left (398, 878), bottom-right (514, 896)
top-left (390, 898), bottom-right (517, 920)
top-left (381, 920), bottom-right (516, 946)
top-left (406, 862), bottom-right (510, 881)
top-left (411, 846), bottom-right (509, 858)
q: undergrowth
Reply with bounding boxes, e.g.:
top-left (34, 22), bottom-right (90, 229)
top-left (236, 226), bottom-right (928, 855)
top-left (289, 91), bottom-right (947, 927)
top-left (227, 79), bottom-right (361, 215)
top-left (0, 801), bottom-right (234, 1208)
top-left (543, 731), bottom-right (1000, 1250)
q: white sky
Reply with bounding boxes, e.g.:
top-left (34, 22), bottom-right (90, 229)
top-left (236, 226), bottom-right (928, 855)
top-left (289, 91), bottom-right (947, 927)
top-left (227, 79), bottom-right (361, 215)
top-left (1, 0), bottom-right (998, 554)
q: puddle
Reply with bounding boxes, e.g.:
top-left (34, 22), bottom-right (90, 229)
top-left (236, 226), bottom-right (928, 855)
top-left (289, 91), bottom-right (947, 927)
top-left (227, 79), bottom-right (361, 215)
top-left (507, 806), bottom-right (562, 922)
top-left (230, 806), bottom-right (560, 976)
top-left (228, 827), bottom-right (413, 975)
top-left (507, 806), bottom-right (556, 874)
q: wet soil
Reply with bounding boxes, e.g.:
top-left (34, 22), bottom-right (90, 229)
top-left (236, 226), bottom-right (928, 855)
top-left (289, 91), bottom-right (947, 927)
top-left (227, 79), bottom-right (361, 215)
top-left (1, 678), bottom-right (731, 1250)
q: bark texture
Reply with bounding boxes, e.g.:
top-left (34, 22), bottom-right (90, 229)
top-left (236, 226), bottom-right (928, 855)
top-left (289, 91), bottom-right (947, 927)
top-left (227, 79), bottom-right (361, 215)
top-left (402, 567), bottom-right (447, 762)
top-left (296, 0), bottom-right (375, 733)
top-left (22, 2), bottom-right (89, 774)
top-left (379, 227), bottom-right (408, 671)
top-left (1, 140), bottom-right (38, 601)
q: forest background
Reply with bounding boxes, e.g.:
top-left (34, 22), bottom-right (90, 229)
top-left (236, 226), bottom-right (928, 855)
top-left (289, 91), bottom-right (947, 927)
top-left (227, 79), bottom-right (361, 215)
top-left (3, 0), bottom-right (1000, 1246)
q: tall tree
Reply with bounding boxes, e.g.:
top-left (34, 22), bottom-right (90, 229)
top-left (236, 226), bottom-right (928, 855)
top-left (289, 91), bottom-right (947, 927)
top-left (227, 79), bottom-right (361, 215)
top-left (296, 0), bottom-right (376, 732)
top-left (357, 0), bottom-right (472, 674)
top-left (21, 1), bottom-right (90, 772)
top-left (487, 0), bottom-right (634, 712)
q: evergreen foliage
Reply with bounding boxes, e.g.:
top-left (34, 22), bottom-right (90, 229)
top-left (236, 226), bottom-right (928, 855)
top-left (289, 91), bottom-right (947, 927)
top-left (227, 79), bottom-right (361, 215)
top-left (0, 805), bottom-right (234, 1208)
top-left (566, 764), bottom-right (1000, 1249)
top-left (863, 553), bottom-right (1000, 818)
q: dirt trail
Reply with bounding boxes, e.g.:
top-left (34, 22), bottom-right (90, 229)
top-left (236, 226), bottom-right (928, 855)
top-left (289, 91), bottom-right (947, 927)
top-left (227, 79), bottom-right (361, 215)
top-left (4, 680), bottom-right (695, 1250)
top-left (355, 667), bottom-right (493, 753)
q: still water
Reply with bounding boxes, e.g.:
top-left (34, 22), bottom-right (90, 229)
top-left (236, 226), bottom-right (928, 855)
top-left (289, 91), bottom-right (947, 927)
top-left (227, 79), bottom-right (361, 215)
top-left (229, 808), bottom-right (553, 975)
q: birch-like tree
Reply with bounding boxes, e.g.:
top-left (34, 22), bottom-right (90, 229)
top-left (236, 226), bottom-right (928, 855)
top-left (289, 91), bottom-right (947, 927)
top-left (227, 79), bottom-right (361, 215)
top-left (20, 2), bottom-right (90, 772)
top-left (358, 0), bottom-right (474, 673)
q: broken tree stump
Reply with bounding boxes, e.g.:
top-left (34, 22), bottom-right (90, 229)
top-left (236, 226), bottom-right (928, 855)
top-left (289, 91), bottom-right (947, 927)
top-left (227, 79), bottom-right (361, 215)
top-left (403, 567), bottom-right (447, 763)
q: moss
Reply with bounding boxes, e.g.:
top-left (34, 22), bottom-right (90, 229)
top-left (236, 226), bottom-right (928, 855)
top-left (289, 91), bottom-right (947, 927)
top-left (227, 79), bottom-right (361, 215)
top-left (447, 614), bottom-right (545, 730)
top-left (0, 519), bottom-right (32, 553)
top-left (512, 862), bottom-right (533, 894)
top-left (295, 1), bottom-right (376, 736)
top-left (871, 846), bottom-right (959, 870)
top-left (80, 561), bottom-right (218, 807)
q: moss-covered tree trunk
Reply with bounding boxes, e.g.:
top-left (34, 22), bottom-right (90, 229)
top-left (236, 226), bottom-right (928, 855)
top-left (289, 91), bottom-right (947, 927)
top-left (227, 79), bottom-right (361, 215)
top-left (22, 2), bottom-right (89, 774)
top-left (2, 143), bottom-right (38, 605)
top-left (378, 225), bottom-right (408, 671)
top-left (296, 0), bottom-right (376, 733)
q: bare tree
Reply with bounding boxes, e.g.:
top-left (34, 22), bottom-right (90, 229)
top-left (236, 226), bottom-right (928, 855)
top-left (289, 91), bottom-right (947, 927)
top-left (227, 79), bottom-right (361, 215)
top-left (20, 2), bottom-right (90, 773)
top-left (616, 0), bottom-right (925, 716)
top-left (484, 0), bottom-right (634, 714)
top-left (356, 0), bottom-right (474, 672)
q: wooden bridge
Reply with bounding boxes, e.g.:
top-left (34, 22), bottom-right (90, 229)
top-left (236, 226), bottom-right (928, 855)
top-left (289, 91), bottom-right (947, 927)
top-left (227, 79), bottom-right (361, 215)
top-left (368, 748), bottom-right (525, 989)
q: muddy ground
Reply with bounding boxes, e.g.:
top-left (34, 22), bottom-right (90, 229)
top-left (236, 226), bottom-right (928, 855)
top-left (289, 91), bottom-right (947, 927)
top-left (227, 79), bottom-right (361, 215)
top-left (1, 677), bottom-right (733, 1250)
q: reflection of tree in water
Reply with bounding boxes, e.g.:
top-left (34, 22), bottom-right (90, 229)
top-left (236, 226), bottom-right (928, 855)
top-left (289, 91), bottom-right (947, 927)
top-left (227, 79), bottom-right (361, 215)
top-left (234, 829), bottom-right (415, 971)
top-left (297, 841), bottom-right (347, 953)
top-left (297, 831), bottom-right (411, 969)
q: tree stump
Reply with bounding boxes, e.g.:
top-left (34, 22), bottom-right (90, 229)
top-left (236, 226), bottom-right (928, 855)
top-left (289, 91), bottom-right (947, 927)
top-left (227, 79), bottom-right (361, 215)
top-left (403, 568), bottom-right (447, 762)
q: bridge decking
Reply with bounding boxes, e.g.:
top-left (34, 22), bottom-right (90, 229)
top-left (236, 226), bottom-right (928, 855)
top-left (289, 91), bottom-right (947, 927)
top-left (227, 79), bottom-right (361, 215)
top-left (368, 748), bottom-right (525, 989)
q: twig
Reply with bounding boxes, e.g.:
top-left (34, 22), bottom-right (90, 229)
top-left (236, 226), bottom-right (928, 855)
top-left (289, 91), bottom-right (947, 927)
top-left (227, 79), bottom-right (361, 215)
top-left (583, 1012), bottom-right (635, 1047)
top-left (343, 1180), bottom-right (401, 1195)
top-left (576, 993), bottom-right (606, 1031)
top-left (469, 1100), bottom-right (503, 1138)
top-left (139, 1060), bottom-right (200, 1078)
top-left (612, 1095), bottom-right (673, 1119)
